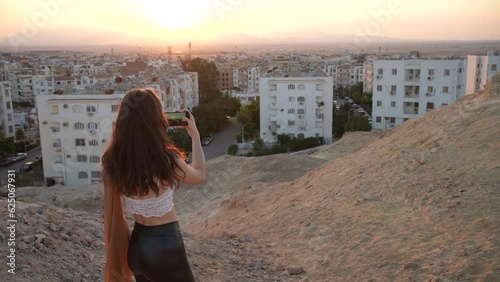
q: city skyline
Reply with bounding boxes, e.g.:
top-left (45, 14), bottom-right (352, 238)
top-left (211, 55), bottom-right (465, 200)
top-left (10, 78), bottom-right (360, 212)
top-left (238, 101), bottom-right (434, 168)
top-left (0, 0), bottom-right (499, 49)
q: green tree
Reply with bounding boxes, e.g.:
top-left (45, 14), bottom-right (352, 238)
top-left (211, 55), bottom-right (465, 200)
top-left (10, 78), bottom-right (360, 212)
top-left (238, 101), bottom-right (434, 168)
top-left (228, 144), bottom-right (238, 155)
top-left (15, 128), bottom-right (25, 141)
top-left (181, 58), bottom-right (220, 103)
top-left (346, 115), bottom-right (372, 132)
top-left (236, 100), bottom-right (260, 139)
top-left (277, 134), bottom-right (291, 147)
top-left (252, 138), bottom-right (265, 151)
top-left (0, 136), bottom-right (15, 159)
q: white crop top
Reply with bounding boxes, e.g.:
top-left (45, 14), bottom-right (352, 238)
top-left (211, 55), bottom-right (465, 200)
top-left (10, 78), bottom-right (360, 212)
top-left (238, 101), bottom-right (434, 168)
top-left (122, 186), bottom-right (175, 218)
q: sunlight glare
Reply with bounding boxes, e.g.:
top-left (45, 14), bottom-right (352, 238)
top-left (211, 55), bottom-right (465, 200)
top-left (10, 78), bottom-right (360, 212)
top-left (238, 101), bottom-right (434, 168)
top-left (140, 0), bottom-right (208, 30)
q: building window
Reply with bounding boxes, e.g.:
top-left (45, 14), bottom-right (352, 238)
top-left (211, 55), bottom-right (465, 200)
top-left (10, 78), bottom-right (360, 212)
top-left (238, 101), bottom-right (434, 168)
top-left (90, 155), bottom-right (100, 163)
top-left (91, 171), bottom-right (101, 179)
top-left (315, 84), bottom-right (323, 91)
top-left (297, 109), bottom-right (305, 114)
top-left (288, 120), bottom-right (295, 126)
top-left (392, 69), bottom-right (397, 75)
top-left (55, 156), bottom-right (63, 164)
top-left (427, 102), bottom-right (434, 110)
top-left (288, 97), bottom-right (296, 102)
top-left (376, 117), bottom-right (381, 123)
top-left (390, 117), bottom-right (396, 123)
top-left (391, 85), bottom-right (397, 92)
top-left (377, 69), bottom-right (383, 75)
top-left (87, 105), bottom-right (96, 113)
top-left (492, 64), bottom-right (498, 71)
top-left (75, 139), bottom-right (85, 146)
top-left (297, 96), bottom-right (305, 102)
top-left (442, 86), bottom-right (449, 93)
top-left (111, 105), bottom-right (119, 112)
top-left (377, 101), bottom-right (382, 107)
top-left (288, 84), bottom-right (295, 90)
top-left (391, 101), bottom-right (396, 107)
top-left (297, 133), bottom-right (305, 139)
top-left (287, 109), bottom-right (295, 114)
top-left (72, 105), bottom-right (83, 113)
top-left (297, 84), bottom-right (305, 90)
top-left (444, 69), bottom-right (450, 76)
top-left (428, 69), bottom-right (435, 76)
top-left (88, 122), bottom-right (98, 130)
top-left (78, 171), bottom-right (88, 179)
top-left (74, 122), bottom-right (85, 130)
top-left (51, 105), bottom-right (59, 114)
top-left (89, 140), bottom-right (98, 146)
top-left (377, 85), bottom-right (382, 92)
top-left (77, 155), bottom-right (88, 162)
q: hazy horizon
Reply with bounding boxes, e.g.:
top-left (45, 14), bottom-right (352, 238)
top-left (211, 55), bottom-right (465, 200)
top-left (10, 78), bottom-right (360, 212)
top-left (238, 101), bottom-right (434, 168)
top-left (1, 0), bottom-right (499, 50)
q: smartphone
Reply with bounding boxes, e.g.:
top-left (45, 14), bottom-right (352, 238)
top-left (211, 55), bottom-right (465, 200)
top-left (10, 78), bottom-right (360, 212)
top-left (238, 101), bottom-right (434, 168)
top-left (165, 111), bottom-right (189, 126)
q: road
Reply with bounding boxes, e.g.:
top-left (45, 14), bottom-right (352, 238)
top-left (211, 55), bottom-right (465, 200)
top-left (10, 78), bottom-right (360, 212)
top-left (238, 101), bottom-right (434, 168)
top-left (0, 147), bottom-right (42, 185)
top-left (202, 117), bottom-right (241, 160)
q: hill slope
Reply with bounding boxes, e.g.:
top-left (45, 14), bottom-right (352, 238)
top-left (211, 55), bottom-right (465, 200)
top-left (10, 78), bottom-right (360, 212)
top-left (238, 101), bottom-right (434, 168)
top-left (184, 74), bottom-right (500, 281)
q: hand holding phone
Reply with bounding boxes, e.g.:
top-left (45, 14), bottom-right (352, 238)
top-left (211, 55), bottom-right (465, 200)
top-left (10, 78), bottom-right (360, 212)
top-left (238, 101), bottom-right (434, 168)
top-left (165, 111), bottom-right (190, 127)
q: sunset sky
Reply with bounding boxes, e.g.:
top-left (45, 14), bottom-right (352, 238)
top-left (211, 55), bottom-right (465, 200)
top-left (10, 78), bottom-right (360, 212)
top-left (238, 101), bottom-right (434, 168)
top-left (0, 0), bottom-right (498, 47)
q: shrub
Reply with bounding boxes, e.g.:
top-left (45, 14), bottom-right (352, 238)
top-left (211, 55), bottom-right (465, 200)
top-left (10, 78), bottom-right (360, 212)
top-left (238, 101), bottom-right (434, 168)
top-left (228, 144), bottom-right (238, 155)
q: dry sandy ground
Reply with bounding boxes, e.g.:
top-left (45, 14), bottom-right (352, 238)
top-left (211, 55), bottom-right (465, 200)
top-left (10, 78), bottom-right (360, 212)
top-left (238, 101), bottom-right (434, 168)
top-left (1, 75), bottom-right (499, 281)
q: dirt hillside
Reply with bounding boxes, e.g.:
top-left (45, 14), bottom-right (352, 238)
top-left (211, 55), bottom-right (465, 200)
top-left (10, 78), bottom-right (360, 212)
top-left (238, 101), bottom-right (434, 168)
top-left (1, 74), bottom-right (499, 281)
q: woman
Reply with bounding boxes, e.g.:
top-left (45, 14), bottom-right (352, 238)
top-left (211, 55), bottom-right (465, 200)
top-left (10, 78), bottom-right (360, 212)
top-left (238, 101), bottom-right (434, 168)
top-left (102, 88), bottom-right (205, 282)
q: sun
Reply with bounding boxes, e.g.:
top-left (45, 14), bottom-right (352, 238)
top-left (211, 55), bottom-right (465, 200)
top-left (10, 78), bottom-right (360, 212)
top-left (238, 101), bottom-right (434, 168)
top-left (141, 0), bottom-right (208, 30)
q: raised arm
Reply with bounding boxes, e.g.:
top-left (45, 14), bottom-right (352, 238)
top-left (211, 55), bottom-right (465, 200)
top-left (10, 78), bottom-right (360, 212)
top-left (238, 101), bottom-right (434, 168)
top-left (175, 109), bottom-right (205, 185)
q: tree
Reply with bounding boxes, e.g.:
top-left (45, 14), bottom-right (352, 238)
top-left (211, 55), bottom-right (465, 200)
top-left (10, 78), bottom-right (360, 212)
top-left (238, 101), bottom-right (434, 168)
top-left (0, 137), bottom-right (15, 159)
top-left (346, 115), bottom-right (372, 132)
top-left (15, 128), bottom-right (25, 141)
top-left (180, 58), bottom-right (220, 103)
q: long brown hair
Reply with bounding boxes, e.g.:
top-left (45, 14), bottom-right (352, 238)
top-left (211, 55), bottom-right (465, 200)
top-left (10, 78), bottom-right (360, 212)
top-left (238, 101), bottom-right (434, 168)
top-left (102, 88), bottom-right (186, 197)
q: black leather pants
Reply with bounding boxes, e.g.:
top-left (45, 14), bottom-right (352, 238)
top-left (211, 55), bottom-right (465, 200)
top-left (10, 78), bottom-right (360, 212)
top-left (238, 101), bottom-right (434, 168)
top-left (127, 221), bottom-right (195, 282)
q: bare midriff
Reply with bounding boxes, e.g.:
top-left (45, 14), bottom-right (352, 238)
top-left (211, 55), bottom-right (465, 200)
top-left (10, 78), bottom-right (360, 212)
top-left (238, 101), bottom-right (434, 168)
top-left (133, 207), bottom-right (178, 226)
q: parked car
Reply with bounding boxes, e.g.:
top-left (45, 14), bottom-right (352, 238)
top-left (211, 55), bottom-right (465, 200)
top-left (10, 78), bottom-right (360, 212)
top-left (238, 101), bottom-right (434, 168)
top-left (201, 136), bottom-right (213, 146)
top-left (13, 153), bottom-right (27, 162)
top-left (358, 108), bottom-right (365, 114)
top-left (0, 158), bottom-right (16, 167)
top-left (19, 162), bottom-right (34, 172)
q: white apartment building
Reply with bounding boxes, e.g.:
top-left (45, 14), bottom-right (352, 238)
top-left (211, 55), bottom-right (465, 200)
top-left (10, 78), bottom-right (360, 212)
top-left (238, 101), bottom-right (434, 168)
top-left (466, 51), bottom-right (500, 95)
top-left (248, 67), bottom-right (260, 93)
top-left (363, 61), bottom-right (374, 93)
top-left (36, 93), bottom-right (126, 187)
top-left (0, 83), bottom-right (15, 137)
top-left (325, 63), bottom-right (364, 93)
top-left (233, 66), bottom-right (249, 91)
top-left (260, 76), bottom-right (334, 144)
top-left (33, 76), bottom-right (55, 96)
top-left (10, 73), bottom-right (34, 102)
top-left (371, 58), bottom-right (467, 130)
top-left (177, 72), bottom-right (199, 110)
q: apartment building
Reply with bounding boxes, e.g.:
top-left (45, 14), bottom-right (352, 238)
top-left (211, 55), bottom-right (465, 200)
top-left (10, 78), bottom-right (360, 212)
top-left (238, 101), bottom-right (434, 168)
top-left (260, 76), bottom-right (334, 144)
top-left (371, 57), bottom-right (467, 130)
top-left (233, 66), bottom-right (249, 91)
top-left (0, 83), bottom-right (15, 137)
top-left (466, 51), bottom-right (500, 95)
top-left (325, 63), bottom-right (364, 93)
top-left (36, 92), bottom-right (126, 187)
top-left (363, 61), bottom-right (374, 93)
top-left (248, 67), bottom-right (260, 93)
top-left (8, 71), bottom-right (35, 102)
